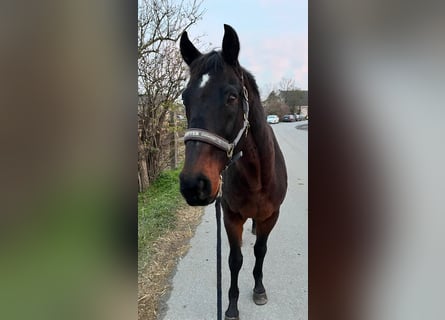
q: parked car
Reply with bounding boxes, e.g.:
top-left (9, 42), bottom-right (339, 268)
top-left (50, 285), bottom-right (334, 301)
top-left (267, 115), bottom-right (279, 124)
top-left (282, 114), bottom-right (296, 122)
top-left (294, 114), bottom-right (306, 121)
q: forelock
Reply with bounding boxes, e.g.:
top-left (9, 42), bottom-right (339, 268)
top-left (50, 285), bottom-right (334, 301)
top-left (189, 51), bottom-right (224, 78)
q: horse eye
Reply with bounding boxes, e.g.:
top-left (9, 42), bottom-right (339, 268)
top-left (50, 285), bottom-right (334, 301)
top-left (227, 94), bottom-right (238, 104)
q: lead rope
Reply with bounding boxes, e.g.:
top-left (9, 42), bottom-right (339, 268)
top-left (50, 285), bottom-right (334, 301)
top-left (215, 197), bottom-right (222, 320)
top-left (215, 176), bottom-right (223, 320)
top-left (215, 152), bottom-right (242, 320)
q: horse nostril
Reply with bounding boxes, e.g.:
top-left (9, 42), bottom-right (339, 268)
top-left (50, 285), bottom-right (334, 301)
top-left (180, 173), bottom-right (213, 205)
top-left (196, 176), bottom-right (209, 200)
top-left (197, 178), bottom-right (205, 189)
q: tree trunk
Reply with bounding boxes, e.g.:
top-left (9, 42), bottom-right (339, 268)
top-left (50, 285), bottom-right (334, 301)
top-left (138, 142), bottom-right (150, 192)
top-left (170, 130), bottom-right (178, 169)
top-left (170, 110), bottom-right (178, 170)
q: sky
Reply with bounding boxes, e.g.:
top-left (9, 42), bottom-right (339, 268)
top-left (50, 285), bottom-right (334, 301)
top-left (186, 0), bottom-right (308, 98)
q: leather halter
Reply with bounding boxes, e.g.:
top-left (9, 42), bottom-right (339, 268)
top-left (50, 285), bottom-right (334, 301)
top-left (183, 83), bottom-right (250, 160)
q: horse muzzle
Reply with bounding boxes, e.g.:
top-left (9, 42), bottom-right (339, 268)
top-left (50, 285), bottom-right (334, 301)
top-left (179, 172), bottom-right (217, 206)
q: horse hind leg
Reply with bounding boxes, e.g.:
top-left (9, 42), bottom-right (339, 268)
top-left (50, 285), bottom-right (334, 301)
top-left (252, 211), bottom-right (279, 306)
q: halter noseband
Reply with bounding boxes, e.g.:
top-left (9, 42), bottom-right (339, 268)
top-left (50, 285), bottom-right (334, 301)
top-left (183, 83), bottom-right (250, 161)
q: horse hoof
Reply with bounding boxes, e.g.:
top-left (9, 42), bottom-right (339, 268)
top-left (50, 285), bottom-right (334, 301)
top-left (224, 315), bottom-right (239, 320)
top-left (253, 290), bottom-right (268, 305)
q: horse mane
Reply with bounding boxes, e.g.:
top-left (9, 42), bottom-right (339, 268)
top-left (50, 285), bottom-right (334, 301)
top-left (241, 69), bottom-right (260, 103)
top-left (241, 68), bottom-right (266, 128)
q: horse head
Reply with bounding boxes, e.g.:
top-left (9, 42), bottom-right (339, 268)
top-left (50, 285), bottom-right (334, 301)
top-left (179, 24), bottom-right (248, 206)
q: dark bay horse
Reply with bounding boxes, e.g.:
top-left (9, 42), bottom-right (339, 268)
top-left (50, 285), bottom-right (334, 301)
top-left (179, 24), bottom-right (287, 320)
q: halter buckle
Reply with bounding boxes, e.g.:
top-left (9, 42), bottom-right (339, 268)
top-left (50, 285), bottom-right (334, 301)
top-left (227, 144), bottom-right (234, 159)
top-left (217, 174), bottom-right (223, 198)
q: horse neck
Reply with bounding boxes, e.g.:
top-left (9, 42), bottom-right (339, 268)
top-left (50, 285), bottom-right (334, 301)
top-left (245, 80), bottom-right (272, 158)
top-left (235, 88), bottom-right (276, 188)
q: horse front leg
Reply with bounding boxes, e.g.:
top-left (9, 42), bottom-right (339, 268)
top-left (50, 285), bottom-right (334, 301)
top-left (223, 212), bottom-right (245, 320)
top-left (251, 218), bottom-right (256, 235)
top-left (252, 235), bottom-right (268, 305)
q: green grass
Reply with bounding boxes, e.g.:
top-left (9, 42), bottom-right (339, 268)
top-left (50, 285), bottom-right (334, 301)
top-left (138, 167), bottom-right (184, 270)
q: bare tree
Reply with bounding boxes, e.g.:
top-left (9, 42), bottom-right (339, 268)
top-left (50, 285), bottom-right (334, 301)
top-left (279, 77), bottom-right (297, 91)
top-left (138, 0), bottom-right (203, 192)
top-left (263, 90), bottom-right (290, 118)
top-left (278, 77), bottom-right (307, 114)
top-left (260, 83), bottom-right (276, 101)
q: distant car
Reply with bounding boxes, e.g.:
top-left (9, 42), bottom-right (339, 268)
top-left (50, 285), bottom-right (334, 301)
top-left (282, 114), bottom-right (296, 122)
top-left (294, 114), bottom-right (305, 121)
top-left (267, 115), bottom-right (279, 124)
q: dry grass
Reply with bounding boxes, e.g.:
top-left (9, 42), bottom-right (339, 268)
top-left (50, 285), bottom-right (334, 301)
top-left (138, 204), bottom-right (204, 320)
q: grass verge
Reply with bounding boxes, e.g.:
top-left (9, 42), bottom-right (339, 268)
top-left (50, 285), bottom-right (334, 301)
top-left (138, 166), bottom-right (204, 320)
top-left (138, 167), bottom-right (183, 271)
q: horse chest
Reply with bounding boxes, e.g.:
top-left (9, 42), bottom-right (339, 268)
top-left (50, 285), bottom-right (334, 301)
top-left (241, 193), bottom-right (274, 218)
top-left (225, 187), bottom-right (274, 218)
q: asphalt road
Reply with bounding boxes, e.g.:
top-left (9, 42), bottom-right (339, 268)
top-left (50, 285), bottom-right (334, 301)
top-left (161, 121), bottom-right (308, 320)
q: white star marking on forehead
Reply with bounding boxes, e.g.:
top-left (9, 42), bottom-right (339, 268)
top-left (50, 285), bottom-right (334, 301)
top-left (199, 73), bottom-right (210, 88)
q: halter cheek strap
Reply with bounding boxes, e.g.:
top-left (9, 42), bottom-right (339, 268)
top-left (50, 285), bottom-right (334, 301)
top-left (183, 85), bottom-right (250, 161)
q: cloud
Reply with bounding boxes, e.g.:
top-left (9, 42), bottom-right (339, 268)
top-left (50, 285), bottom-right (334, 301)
top-left (186, 0), bottom-right (308, 91)
top-left (241, 33), bottom-right (308, 90)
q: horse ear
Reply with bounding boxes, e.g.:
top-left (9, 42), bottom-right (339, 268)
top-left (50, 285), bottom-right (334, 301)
top-left (180, 31), bottom-right (201, 66)
top-left (222, 24), bottom-right (240, 65)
